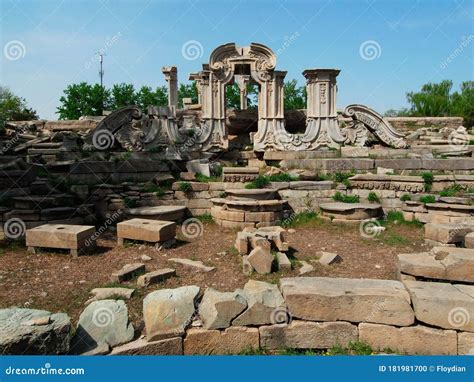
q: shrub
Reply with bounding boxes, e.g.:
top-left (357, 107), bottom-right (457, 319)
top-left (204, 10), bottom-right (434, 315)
top-left (439, 184), bottom-right (463, 197)
top-left (421, 172), bottom-right (434, 191)
top-left (332, 191), bottom-right (360, 203)
top-left (178, 182), bottom-right (192, 193)
top-left (267, 172), bottom-right (298, 182)
top-left (419, 195), bottom-right (436, 204)
top-left (400, 194), bottom-right (411, 201)
top-left (367, 192), bottom-right (380, 203)
top-left (245, 175), bottom-right (270, 189)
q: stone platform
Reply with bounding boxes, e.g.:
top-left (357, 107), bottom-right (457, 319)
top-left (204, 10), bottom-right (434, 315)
top-left (117, 218), bottom-right (175, 246)
top-left (319, 202), bottom-right (383, 222)
top-left (25, 224), bottom-right (96, 257)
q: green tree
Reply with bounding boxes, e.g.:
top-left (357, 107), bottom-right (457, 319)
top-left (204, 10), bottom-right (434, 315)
top-left (450, 81), bottom-right (474, 127)
top-left (110, 83), bottom-right (137, 110)
top-left (57, 82), bottom-right (110, 119)
top-left (177, 82), bottom-right (198, 108)
top-left (406, 80), bottom-right (453, 117)
top-left (0, 86), bottom-right (38, 130)
top-left (136, 86), bottom-right (168, 110)
top-left (284, 79), bottom-right (306, 110)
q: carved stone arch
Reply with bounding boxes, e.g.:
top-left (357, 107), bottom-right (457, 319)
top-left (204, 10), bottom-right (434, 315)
top-left (343, 104), bottom-right (408, 148)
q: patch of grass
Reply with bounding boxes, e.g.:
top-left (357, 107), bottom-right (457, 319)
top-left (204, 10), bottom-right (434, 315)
top-left (238, 347), bottom-right (270, 355)
top-left (218, 191), bottom-right (227, 198)
top-left (245, 175), bottom-right (270, 189)
top-left (439, 184), bottom-right (463, 197)
top-left (325, 341), bottom-right (374, 356)
top-left (381, 231), bottom-right (411, 246)
top-left (421, 172), bottom-right (434, 192)
top-left (400, 194), bottom-right (411, 202)
top-left (267, 173), bottom-right (298, 182)
top-left (333, 171), bottom-right (355, 187)
top-left (367, 192), bottom-right (380, 203)
top-left (195, 213), bottom-right (214, 224)
top-left (178, 182), bottom-right (192, 193)
top-left (195, 173), bottom-right (221, 183)
top-left (332, 191), bottom-right (360, 203)
top-left (419, 195), bottom-right (436, 204)
top-left (383, 211), bottom-right (423, 228)
top-left (141, 182), bottom-right (166, 197)
top-left (281, 210), bottom-right (321, 228)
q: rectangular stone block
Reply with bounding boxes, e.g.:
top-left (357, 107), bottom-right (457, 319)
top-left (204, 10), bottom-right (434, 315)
top-left (184, 327), bottom-right (259, 355)
top-left (458, 332), bottom-right (474, 355)
top-left (188, 199), bottom-right (213, 209)
top-left (359, 323), bottom-right (457, 355)
top-left (111, 263), bottom-right (146, 283)
top-left (277, 252), bottom-right (292, 270)
top-left (213, 207), bottom-right (245, 222)
top-left (259, 321), bottom-right (358, 350)
top-left (111, 337), bottom-right (182, 355)
top-left (235, 232), bottom-right (249, 255)
top-left (171, 182), bottom-right (209, 191)
top-left (424, 222), bottom-right (474, 244)
top-left (245, 212), bottom-right (276, 222)
top-left (26, 224), bottom-right (95, 250)
top-left (117, 219), bottom-right (175, 243)
top-left (280, 277), bottom-right (414, 326)
top-left (137, 268), bottom-right (176, 287)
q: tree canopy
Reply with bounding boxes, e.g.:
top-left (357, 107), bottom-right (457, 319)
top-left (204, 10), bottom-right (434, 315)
top-left (0, 86), bottom-right (38, 131)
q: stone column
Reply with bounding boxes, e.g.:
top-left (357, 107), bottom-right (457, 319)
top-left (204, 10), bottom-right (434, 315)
top-left (162, 66), bottom-right (178, 108)
top-left (234, 74), bottom-right (250, 110)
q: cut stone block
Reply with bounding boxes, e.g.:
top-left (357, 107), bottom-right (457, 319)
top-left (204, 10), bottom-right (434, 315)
top-left (125, 205), bottom-right (186, 222)
top-left (233, 280), bottom-right (285, 326)
top-left (465, 232), bottom-right (474, 249)
top-left (424, 222), bottom-right (474, 244)
top-left (259, 321), bottom-right (358, 350)
top-left (247, 246), bottom-right (273, 274)
top-left (168, 258), bottom-right (215, 272)
top-left (318, 252), bottom-right (342, 266)
top-left (117, 219), bottom-right (175, 245)
top-left (199, 289), bottom-right (247, 329)
top-left (299, 261), bottom-right (314, 275)
top-left (26, 224), bottom-right (96, 256)
top-left (404, 280), bottom-right (474, 332)
top-left (183, 327), bottom-right (259, 355)
top-left (276, 252), bottom-right (291, 270)
top-left (235, 231), bottom-right (249, 255)
top-left (280, 277), bottom-right (414, 326)
top-left (242, 256), bottom-right (253, 275)
top-left (359, 323), bottom-right (457, 355)
top-left (111, 263), bottom-right (145, 283)
top-left (111, 336), bottom-right (182, 355)
top-left (137, 268), bottom-right (176, 287)
top-left (143, 286), bottom-right (199, 341)
top-left (458, 332), bottom-right (474, 355)
top-left (86, 288), bottom-right (134, 304)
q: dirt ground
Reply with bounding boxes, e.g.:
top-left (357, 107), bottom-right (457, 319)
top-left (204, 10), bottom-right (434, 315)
top-left (0, 219), bottom-right (426, 332)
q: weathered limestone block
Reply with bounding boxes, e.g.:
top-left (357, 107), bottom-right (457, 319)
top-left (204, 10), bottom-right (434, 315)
top-left (74, 300), bottom-right (134, 354)
top-left (404, 280), bottom-right (474, 332)
top-left (424, 222), bottom-right (474, 244)
top-left (465, 232), bottom-right (474, 249)
top-left (259, 321), bottom-right (358, 350)
top-left (280, 277), bottom-right (414, 326)
top-left (111, 263), bottom-right (145, 283)
top-left (458, 332), bottom-right (474, 355)
top-left (276, 252), bottom-right (292, 270)
top-left (233, 280), bottom-right (285, 326)
top-left (137, 268), bottom-right (176, 287)
top-left (247, 247), bottom-right (273, 274)
top-left (143, 286), bottom-right (200, 341)
top-left (86, 288), bottom-right (135, 304)
top-left (359, 323), bottom-right (457, 355)
top-left (111, 336), bottom-right (182, 355)
top-left (117, 219), bottom-right (175, 244)
top-left (318, 252), bottom-right (342, 265)
top-left (172, 182), bottom-right (209, 191)
top-left (199, 289), bottom-right (247, 329)
top-left (212, 206), bottom-right (245, 222)
top-left (184, 327), bottom-right (259, 354)
top-left (242, 255), bottom-right (253, 275)
top-left (26, 224), bottom-right (96, 252)
top-left (0, 308), bottom-right (71, 355)
top-left (168, 258), bottom-right (215, 272)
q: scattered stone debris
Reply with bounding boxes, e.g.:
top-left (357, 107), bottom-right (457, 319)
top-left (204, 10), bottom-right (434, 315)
top-left (168, 258), bottom-right (215, 272)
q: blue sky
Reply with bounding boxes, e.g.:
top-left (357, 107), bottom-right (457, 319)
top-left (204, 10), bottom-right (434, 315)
top-left (1, 0), bottom-right (472, 119)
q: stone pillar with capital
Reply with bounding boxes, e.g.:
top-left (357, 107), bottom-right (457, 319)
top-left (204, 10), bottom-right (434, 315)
top-left (162, 66), bottom-right (178, 109)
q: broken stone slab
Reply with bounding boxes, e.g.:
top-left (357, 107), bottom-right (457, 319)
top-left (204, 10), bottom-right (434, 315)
top-left (242, 255), bottom-right (253, 276)
top-left (86, 288), bottom-right (135, 304)
top-left (0, 308), bottom-right (71, 355)
top-left (143, 286), bottom-right (199, 341)
top-left (424, 222), bottom-right (474, 244)
top-left (111, 263), bottom-right (145, 283)
top-left (318, 252), bottom-right (342, 266)
top-left (199, 289), bottom-right (247, 329)
top-left (359, 323), bottom-right (457, 355)
top-left (183, 327), bottom-right (259, 355)
top-left (404, 280), bottom-right (474, 332)
top-left (110, 336), bottom-right (182, 355)
top-left (299, 261), bottom-right (314, 275)
top-left (72, 299), bottom-right (134, 355)
top-left (233, 280), bottom-right (285, 326)
top-left (276, 252), bottom-right (292, 270)
top-left (398, 247), bottom-right (474, 283)
top-left (137, 268), bottom-right (176, 287)
top-left (280, 277), bottom-right (414, 326)
top-left (235, 231), bottom-right (249, 254)
top-left (247, 246), bottom-right (273, 274)
top-left (168, 258), bottom-right (215, 272)
top-left (259, 321), bottom-right (358, 350)
top-left (465, 232), bottom-right (474, 249)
